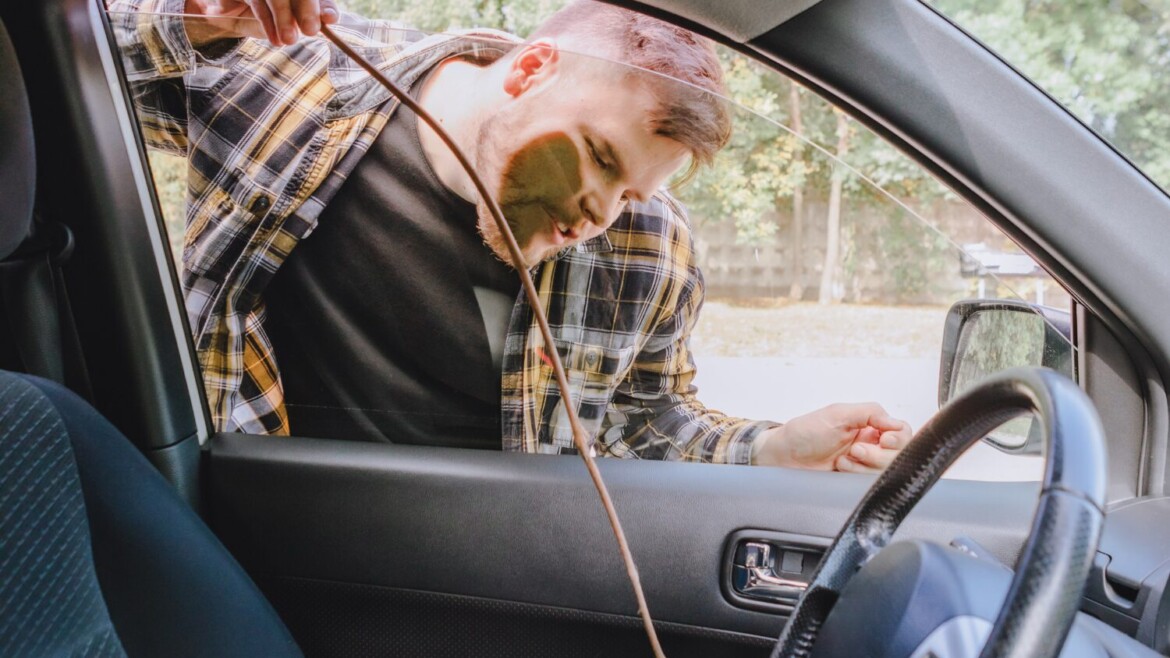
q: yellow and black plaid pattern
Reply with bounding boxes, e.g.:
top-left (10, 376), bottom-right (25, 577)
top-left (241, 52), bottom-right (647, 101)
top-left (111, 0), bottom-right (776, 462)
top-left (503, 196), bottom-right (778, 463)
top-left (111, 0), bottom-right (506, 434)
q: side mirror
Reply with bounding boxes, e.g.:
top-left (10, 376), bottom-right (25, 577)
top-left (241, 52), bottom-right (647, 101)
top-left (938, 299), bottom-right (1073, 455)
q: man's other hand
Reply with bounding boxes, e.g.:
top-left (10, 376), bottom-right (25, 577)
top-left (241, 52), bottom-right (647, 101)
top-left (184, 0), bottom-right (340, 47)
top-left (754, 403), bottom-right (913, 472)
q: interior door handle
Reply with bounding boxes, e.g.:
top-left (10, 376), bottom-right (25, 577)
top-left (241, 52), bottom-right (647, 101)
top-left (732, 541), bottom-right (811, 604)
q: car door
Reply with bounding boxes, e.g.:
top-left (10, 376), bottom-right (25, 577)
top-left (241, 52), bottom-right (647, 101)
top-left (5, 0), bottom-right (1168, 656)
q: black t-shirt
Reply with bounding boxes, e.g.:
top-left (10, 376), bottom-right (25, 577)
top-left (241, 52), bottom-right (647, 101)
top-left (263, 70), bottom-right (521, 448)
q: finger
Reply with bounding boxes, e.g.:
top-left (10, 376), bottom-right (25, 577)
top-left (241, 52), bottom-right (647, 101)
top-left (249, 0), bottom-right (279, 45)
top-left (852, 403), bottom-right (912, 435)
top-left (212, 3), bottom-right (268, 40)
top-left (836, 453), bottom-right (882, 474)
top-left (849, 442), bottom-right (873, 463)
top-left (265, 0), bottom-right (298, 44)
top-left (320, 0), bottom-right (339, 25)
top-left (830, 402), bottom-right (899, 431)
top-left (880, 426), bottom-right (912, 449)
top-left (856, 426), bottom-right (881, 444)
top-left (849, 442), bottom-right (898, 470)
top-left (233, 17), bottom-right (268, 40)
top-left (869, 413), bottom-right (911, 433)
top-left (292, 0), bottom-right (320, 36)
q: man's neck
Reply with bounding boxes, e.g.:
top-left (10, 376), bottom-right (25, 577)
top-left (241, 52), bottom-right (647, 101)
top-left (416, 58), bottom-right (497, 204)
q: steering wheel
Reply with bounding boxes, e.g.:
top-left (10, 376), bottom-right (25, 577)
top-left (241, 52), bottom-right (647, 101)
top-left (771, 367), bottom-right (1106, 658)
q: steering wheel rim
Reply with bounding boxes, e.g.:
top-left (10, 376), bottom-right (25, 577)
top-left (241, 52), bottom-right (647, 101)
top-left (771, 367), bottom-right (1106, 658)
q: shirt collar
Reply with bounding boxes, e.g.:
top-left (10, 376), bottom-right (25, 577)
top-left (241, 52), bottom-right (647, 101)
top-left (552, 232), bottom-right (613, 260)
top-left (575, 232), bottom-right (614, 254)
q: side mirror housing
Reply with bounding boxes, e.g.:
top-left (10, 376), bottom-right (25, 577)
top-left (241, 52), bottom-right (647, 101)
top-left (938, 299), bottom-right (1073, 455)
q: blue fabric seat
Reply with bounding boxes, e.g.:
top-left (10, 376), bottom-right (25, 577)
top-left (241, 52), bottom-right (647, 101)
top-left (0, 17), bottom-right (301, 658)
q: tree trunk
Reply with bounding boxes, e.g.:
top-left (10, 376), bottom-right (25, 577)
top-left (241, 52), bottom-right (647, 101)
top-left (789, 187), bottom-right (805, 300)
top-left (788, 84), bottom-right (805, 301)
top-left (819, 111), bottom-right (851, 305)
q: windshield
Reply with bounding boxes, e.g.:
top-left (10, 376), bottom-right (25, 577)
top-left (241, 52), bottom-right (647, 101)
top-left (926, 0), bottom-right (1170, 195)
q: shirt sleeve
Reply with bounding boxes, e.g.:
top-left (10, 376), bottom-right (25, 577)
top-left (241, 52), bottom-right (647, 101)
top-left (596, 203), bottom-right (780, 465)
top-left (108, 0), bottom-right (196, 79)
top-left (107, 0), bottom-right (241, 155)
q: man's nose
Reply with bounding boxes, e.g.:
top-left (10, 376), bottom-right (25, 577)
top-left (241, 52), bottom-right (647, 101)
top-left (579, 195), bottom-right (606, 227)
top-left (579, 190), bottom-right (625, 228)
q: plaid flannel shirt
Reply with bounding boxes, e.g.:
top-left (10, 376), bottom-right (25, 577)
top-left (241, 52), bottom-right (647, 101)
top-left (110, 0), bottom-right (777, 463)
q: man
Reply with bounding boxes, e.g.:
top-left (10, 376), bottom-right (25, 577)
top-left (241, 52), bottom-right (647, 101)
top-left (112, 0), bottom-right (913, 471)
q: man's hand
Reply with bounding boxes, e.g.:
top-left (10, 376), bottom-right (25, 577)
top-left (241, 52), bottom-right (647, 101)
top-left (183, 0), bottom-right (340, 48)
top-left (754, 403), bottom-right (913, 472)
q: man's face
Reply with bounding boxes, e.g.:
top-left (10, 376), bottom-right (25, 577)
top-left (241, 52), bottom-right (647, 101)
top-left (475, 50), bottom-right (690, 266)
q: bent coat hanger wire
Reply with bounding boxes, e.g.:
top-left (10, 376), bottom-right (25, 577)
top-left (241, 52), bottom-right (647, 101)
top-left (319, 24), bottom-right (665, 658)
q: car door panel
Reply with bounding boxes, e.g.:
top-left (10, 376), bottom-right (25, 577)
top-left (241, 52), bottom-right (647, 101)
top-left (208, 434), bottom-right (1036, 653)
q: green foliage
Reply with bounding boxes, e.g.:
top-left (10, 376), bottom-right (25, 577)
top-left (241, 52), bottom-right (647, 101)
top-left (953, 308), bottom-right (1045, 394)
top-left (339, 0), bottom-right (568, 34)
top-left (675, 55), bottom-right (820, 246)
top-left (682, 0), bottom-right (1170, 302)
top-left (156, 1), bottom-right (1168, 305)
top-left (147, 152), bottom-right (187, 262)
top-left (859, 211), bottom-right (955, 303)
top-left (929, 0), bottom-right (1170, 193)
top-left (675, 50), bottom-right (956, 301)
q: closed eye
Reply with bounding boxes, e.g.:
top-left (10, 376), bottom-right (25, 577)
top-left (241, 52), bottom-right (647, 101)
top-left (585, 137), bottom-right (613, 172)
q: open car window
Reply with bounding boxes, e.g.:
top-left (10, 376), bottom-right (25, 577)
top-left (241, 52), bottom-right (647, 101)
top-left (675, 49), bottom-right (1073, 480)
top-left (108, 5), bottom-right (1073, 481)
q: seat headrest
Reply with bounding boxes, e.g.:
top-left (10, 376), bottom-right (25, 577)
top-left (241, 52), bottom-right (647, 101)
top-left (0, 18), bottom-right (36, 261)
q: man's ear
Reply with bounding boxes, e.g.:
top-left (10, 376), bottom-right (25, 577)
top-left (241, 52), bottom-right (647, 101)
top-left (502, 39), bottom-right (560, 96)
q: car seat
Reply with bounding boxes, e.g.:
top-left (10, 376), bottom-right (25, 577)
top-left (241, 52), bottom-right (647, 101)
top-left (0, 16), bottom-right (302, 657)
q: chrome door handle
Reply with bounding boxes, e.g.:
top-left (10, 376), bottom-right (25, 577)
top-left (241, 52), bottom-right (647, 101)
top-left (732, 541), bottom-right (809, 604)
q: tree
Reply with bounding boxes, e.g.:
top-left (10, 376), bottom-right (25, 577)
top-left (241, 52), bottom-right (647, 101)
top-left (676, 54), bottom-right (825, 290)
top-left (343, 1), bottom-right (967, 304)
top-left (677, 49), bottom-right (944, 304)
top-left (149, 0), bottom-right (1158, 309)
top-left (788, 84), bottom-right (806, 300)
top-left (342, 0), bottom-right (569, 34)
top-left (929, 0), bottom-right (1170, 190)
top-left (684, 0), bottom-right (1170, 305)
top-left (818, 110), bottom-right (851, 304)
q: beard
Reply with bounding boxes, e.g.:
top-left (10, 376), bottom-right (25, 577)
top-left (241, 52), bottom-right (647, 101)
top-left (476, 199), bottom-right (548, 269)
top-left (474, 105), bottom-right (532, 269)
top-left (476, 202), bottom-right (564, 269)
top-left (472, 103), bottom-right (583, 269)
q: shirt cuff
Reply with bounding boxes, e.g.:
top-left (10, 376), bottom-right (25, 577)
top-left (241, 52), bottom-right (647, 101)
top-left (140, 0), bottom-right (196, 76)
top-left (133, 0), bottom-right (245, 76)
top-left (724, 420), bottom-right (782, 466)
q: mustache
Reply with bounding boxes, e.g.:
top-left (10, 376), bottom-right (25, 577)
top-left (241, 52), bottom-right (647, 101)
top-left (496, 196), bottom-right (580, 230)
top-left (542, 203), bottom-right (580, 229)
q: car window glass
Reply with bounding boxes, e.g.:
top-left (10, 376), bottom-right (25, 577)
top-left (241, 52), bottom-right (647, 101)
top-left (925, 0), bottom-right (1170, 198)
top-left (109, 5), bottom-right (1071, 480)
top-left (673, 50), bottom-right (1072, 480)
